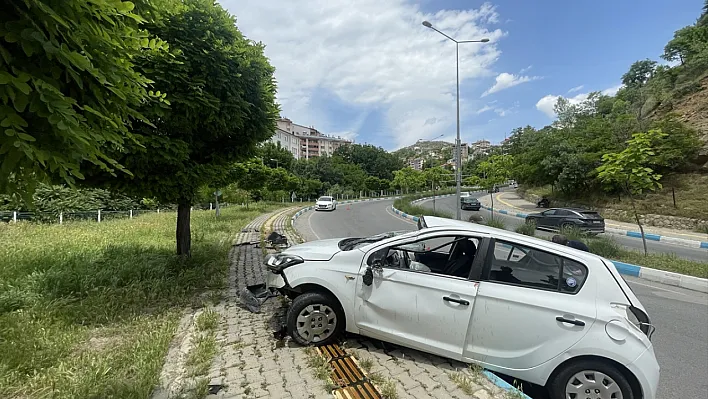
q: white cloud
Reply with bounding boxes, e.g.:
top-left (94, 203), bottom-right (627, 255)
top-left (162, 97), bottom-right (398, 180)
top-left (536, 83), bottom-right (624, 118)
top-left (601, 84), bottom-right (623, 96)
top-left (567, 85), bottom-right (584, 93)
top-left (481, 72), bottom-right (540, 97)
top-left (220, 0), bottom-right (505, 149)
top-left (476, 105), bottom-right (494, 114)
top-left (519, 65), bottom-right (532, 73)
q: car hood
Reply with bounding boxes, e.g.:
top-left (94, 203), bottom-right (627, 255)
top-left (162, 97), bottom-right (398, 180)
top-left (283, 238), bottom-right (342, 261)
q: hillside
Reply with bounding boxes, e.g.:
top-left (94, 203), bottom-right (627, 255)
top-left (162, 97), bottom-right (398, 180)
top-left (392, 140), bottom-right (454, 162)
top-left (665, 76), bottom-right (708, 165)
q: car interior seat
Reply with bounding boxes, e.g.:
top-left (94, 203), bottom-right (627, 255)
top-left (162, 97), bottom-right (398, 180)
top-left (443, 239), bottom-right (477, 278)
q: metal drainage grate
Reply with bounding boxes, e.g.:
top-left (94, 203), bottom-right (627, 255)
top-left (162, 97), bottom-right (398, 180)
top-left (315, 344), bottom-right (382, 399)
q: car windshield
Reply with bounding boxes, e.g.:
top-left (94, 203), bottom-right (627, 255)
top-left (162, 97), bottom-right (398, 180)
top-left (318, 196), bottom-right (333, 202)
top-left (338, 231), bottom-right (411, 251)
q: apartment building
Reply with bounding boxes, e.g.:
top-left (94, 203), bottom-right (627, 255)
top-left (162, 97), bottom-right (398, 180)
top-left (408, 158), bottom-right (424, 170)
top-left (270, 128), bottom-right (302, 159)
top-left (274, 118), bottom-right (352, 159)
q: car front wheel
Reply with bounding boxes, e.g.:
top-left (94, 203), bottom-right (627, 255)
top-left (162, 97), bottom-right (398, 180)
top-left (548, 359), bottom-right (635, 399)
top-left (287, 291), bottom-right (344, 346)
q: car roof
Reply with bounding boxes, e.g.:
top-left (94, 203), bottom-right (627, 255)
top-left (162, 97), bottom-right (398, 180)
top-left (550, 207), bottom-right (596, 213)
top-left (419, 216), bottom-right (604, 264)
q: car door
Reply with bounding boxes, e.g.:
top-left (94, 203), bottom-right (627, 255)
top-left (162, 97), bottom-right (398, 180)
top-left (355, 233), bottom-right (485, 361)
top-left (537, 209), bottom-right (558, 229)
top-left (463, 239), bottom-right (596, 371)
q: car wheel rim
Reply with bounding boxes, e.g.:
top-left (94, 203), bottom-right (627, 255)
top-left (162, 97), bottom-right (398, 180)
top-left (565, 370), bottom-right (623, 399)
top-left (296, 304), bottom-right (337, 343)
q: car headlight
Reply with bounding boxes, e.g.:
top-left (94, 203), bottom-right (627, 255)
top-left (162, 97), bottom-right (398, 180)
top-left (265, 253), bottom-right (304, 273)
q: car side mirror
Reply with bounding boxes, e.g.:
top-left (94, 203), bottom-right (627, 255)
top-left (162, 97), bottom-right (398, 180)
top-left (363, 267), bottom-right (374, 286)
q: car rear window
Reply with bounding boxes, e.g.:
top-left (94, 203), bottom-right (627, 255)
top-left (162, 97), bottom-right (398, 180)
top-left (488, 241), bottom-right (588, 294)
top-left (580, 212), bottom-right (601, 219)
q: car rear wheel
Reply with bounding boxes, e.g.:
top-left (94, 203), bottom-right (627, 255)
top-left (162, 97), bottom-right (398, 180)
top-left (548, 359), bottom-right (634, 399)
top-left (561, 222), bottom-right (576, 231)
top-left (287, 291), bottom-right (344, 346)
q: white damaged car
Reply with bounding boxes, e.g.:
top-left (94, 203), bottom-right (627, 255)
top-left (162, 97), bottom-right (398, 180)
top-left (315, 196), bottom-right (337, 211)
top-left (264, 216), bottom-right (659, 399)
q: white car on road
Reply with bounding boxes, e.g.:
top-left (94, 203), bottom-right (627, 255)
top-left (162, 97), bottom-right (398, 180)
top-left (264, 216), bottom-right (659, 399)
top-left (315, 196), bottom-right (337, 211)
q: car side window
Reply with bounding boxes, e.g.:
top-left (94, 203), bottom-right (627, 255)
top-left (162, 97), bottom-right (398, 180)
top-left (370, 236), bottom-right (481, 279)
top-left (542, 209), bottom-right (556, 216)
top-left (555, 209), bottom-right (571, 216)
top-left (488, 240), bottom-right (587, 293)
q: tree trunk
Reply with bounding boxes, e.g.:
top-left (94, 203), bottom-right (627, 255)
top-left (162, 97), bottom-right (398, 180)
top-left (671, 186), bottom-right (676, 208)
top-left (176, 203), bottom-right (191, 257)
top-left (628, 193), bottom-right (648, 256)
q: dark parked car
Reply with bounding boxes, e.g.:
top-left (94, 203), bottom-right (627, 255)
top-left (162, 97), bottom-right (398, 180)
top-left (525, 208), bottom-right (605, 234)
top-left (460, 196), bottom-right (481, 211)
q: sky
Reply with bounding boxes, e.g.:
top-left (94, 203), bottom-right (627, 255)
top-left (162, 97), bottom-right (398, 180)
top-left (220, 0), bottom-right (702, 150)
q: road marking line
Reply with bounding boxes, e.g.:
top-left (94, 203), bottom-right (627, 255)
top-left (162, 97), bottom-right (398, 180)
top-left (306, 210), bottom-right (322, 240)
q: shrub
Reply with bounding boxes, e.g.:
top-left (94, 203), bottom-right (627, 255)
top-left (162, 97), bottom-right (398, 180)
top-left (586, 236), bottom-right (622, 258)
top-left (485, 218), bottom-right (506, 230)
top-left (515, 221), bottom-right (536, 236)
top-left (558, 225), bottom-right (588, 241)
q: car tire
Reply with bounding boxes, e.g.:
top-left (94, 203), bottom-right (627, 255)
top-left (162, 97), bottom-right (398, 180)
top-left (548, 359), bottom-right (635, 399)
top-left (561, 222), bottom-right (575, 230)
top-left (525, 217), bottom-right (537, 225)
top-left (287, 291), bottom-right (344, 346)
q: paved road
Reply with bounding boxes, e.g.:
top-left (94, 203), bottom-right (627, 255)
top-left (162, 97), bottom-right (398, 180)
top-left (421, 194), bottom-right (708, 263)
top-left (293, 198), bottom-right (708, 399)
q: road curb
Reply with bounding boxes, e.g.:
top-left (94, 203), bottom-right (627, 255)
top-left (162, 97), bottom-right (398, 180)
top-left (392, 200), bottom-right (708, 294)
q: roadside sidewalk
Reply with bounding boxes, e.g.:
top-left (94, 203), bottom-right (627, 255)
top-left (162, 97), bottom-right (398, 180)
top-left (478, 191), bottom-right (708, 249)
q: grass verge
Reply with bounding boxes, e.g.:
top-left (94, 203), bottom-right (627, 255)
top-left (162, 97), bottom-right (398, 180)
top-left (0, 203), bottom-right (285, 399)
top-left (393, 195), bottom-right (453, 218)
top-left (558, 227), bottom-right (707, 278)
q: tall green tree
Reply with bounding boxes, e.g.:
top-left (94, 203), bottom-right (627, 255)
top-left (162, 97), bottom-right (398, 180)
top-left (0, 0), bottom-right (166, 193)
top-left (597, 130), bottom-right (666, 255)
top-left (82, 0), bottom-right (278, 256)
top-left (334, 144), bottom-right (404, 180)
top-left (259, 142), bottom-right (295, 171)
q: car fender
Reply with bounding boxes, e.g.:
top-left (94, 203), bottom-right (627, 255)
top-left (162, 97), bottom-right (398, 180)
top-left (284, 266), bottom-right (359, 335)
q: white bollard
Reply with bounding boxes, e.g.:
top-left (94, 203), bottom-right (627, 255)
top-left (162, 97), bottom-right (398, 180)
top-left (59, 212), bottom-right (63, 225)
top-left (13, 211), bottom-right (17, 223)
top-left (157, 208), bottom-right (160, 214)
top-left (130, 209), bottom-right (133, 219)
top-left (97, 209), bottom-right (101, 223)
top-left (210, 203), bottom-right (213, 210)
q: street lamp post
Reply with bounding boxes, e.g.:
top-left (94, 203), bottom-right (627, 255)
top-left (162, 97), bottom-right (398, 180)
top-left (422, 21), bottom-right (488, 220)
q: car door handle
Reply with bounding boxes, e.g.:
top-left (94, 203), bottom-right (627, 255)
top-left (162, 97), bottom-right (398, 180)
top-left (556, 316), bottom-right (585, 326)
top-left (443, 296), bottom-right (469, 306)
